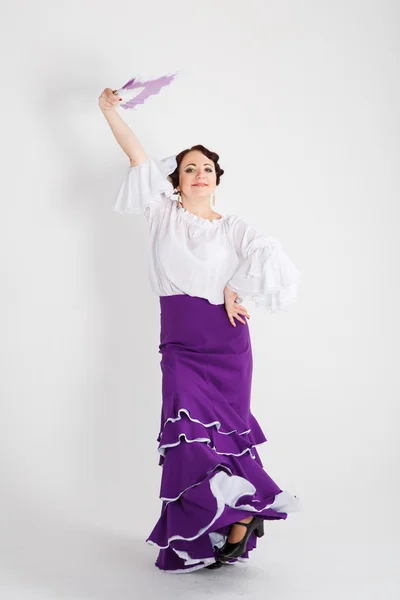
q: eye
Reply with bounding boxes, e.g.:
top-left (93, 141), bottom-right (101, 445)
top-left (184, 167), bottom-right (214, 173)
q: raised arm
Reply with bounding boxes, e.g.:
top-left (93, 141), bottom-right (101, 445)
top-left (98, 88), bottom-right (148, 166)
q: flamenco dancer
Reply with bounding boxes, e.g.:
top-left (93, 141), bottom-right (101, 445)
top-left (99, 87), bottom-right (302, 573)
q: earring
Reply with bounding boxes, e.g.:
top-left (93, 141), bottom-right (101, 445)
top-left (212, 193), bottom-right (216, 207)
top-left (177, 191), bottom-right (182, 207)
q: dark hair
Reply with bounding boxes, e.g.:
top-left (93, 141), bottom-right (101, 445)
top-left (168, 144), bottom-right (224, 190)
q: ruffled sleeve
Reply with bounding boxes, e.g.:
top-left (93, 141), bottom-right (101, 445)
top-left (226, 217), bottom-right (301, 312)
top-left (113, 156), bottom-right (176, 215)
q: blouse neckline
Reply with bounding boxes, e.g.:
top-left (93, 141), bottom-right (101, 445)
top-left (175, 201), bottom-right (227, 228)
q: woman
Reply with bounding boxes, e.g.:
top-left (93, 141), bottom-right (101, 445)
top-left (99, 88), bottom-right (302, 574)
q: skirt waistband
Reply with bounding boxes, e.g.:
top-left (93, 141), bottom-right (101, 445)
top-left (159, 294), bottom-right (250, 354)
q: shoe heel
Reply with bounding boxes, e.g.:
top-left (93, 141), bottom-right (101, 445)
top-left (254, 519), bottom-right (264, 538)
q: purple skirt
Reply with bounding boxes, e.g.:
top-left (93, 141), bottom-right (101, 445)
top-left (146, 295), bottom-right (300, 573)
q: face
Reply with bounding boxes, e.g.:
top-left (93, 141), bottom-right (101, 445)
top-left (177, 150), bottom-right (217, 199)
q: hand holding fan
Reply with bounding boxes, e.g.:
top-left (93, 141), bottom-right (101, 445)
top-left (112, 72), bottom-right (179, 110)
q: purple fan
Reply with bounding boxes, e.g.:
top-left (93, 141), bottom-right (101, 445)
top-left (113, 72), bottom-right (178, 110)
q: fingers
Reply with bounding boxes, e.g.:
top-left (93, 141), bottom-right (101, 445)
top-left (237, 304), bottom-right (250, 318)
top-left (235, 314), bottom-right (247, 325)
top-left (108, 88), bottom-right (120, 100)
top-left (227, 311), bottom-right (249, 326)
top-left (225, 302), bottom-right (250, 327)
top-left (235, 309), bottom-right (250, 321)
top-left (98, 87), bottom-right (123, 111)
top-left (107, 89), bottom-right (122, 104)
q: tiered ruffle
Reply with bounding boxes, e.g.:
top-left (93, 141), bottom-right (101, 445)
top-left (226, 236), bottom-right (301, 311)
top-left (113, 158), bottom-right (175, 214)
top-left (156, 389), bottom-right (268, 466)
top-left (146, 397), bottom-right (301, 573)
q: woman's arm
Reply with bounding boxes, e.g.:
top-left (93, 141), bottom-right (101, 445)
top-left (225, 217), bottom-right (301, 312)
top-left (99, 88), bottom-right (148, 166)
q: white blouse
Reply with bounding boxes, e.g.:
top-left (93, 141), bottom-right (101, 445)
top-left (113, 157), bottom-right (301, 311)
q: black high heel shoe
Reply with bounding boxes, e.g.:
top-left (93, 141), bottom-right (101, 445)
top-left (217, 517), bottom-right (265, 562)
top-left (205, 560), bottom-right (223, 570)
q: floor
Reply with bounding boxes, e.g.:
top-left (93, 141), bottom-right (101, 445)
top-left (0, 510), bottom-right (398, 600)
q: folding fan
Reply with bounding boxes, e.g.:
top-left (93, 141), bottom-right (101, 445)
top-left (113, 72), bottom-right (179, 110)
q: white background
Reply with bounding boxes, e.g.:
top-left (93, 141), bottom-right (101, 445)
top-left (1, 0), bottom-right (399, 598)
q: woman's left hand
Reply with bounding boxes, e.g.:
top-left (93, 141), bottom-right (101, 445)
top-left (223, 286), bottom-right (250, 327)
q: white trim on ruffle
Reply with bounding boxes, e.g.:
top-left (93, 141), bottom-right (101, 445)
top-left (147, 470), bottom-right (302, 551)
top-left (156, 558), bottom-right (219, 574)
top-left (168, 548), bottom-right (245, 573)
top-left (162, 408), bottom-right (251, 436)
top-left (208, 531), bottom-right (226, 549)
top-left (160, 463), bottom-right (234, 503)
top-left (158, 432), bottom-right (257, 459)
top-left (173, 549), bottom-right (215, 567)
top-left (161, 541), bottom-right (248, 573)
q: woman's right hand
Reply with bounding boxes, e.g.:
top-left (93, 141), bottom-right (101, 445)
top-left (98, 88), bottom-right (122, 112)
